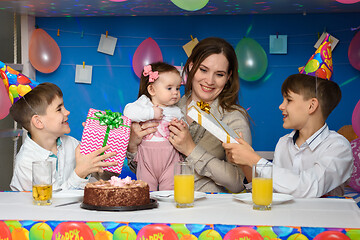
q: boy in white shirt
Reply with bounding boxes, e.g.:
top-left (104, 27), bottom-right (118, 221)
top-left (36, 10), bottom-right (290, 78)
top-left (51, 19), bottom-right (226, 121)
top-left (223, 74), bottom-right (353, 198)
top-left (9, 82), bottom-right (117, 191)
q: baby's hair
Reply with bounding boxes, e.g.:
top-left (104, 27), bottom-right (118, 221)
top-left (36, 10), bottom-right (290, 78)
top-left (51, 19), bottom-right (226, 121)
top-left (138, 62), bottom-right (180, 99)
top-left (281, 74), bottom-right (341, 119)
top-left (10, 82), bottom-right (63, 131)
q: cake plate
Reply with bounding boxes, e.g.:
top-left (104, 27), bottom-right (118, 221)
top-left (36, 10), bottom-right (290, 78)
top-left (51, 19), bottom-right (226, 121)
top-left (80, 198), bottom-right (158, 211)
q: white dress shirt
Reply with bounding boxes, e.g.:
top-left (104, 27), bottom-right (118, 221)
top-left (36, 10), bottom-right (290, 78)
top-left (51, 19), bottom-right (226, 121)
top-left (10, 134), bottom-right (89, 191)
top-left (257, 124), bottom-right (353, 198)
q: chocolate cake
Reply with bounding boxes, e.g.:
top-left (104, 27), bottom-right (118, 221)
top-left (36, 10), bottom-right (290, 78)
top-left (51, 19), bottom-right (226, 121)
top-left (83, 176), bottom-right (150, 207)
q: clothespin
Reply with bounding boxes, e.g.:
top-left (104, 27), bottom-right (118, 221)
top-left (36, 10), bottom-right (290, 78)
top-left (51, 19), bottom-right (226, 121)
top-left (81, 30), bottom-right (84, 38)
top-left (276, 32), bottom-right (279, 39)
top-left (317, 32), bottom-right (320, 39)
top-left (57, 28), bottom-right (60, 37)
top-left (191, 35), bottom-right (194, 41)
top-left (106, 31), bottom-right (108, 38)
top-left (83, 62), bottom-right (85, 69)
top-left (323, 27), bottom-right (327, 33)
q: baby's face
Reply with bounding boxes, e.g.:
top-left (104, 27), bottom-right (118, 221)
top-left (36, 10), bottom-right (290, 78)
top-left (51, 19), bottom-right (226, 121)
top-left (150, 71), bottom-right (182, 107)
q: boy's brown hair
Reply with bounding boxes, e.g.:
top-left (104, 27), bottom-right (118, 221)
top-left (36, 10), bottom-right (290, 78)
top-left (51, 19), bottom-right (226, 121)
top-left (9, 82), bottom-right (63, 131)
top-left (138, 61), bottom-right (180, 99)
top-left (281, 73), bottom-right (341, 119)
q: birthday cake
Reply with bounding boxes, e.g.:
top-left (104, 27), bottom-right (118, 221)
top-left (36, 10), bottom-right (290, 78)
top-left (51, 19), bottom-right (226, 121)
top-left (83, 176), bottom-right (150, 207)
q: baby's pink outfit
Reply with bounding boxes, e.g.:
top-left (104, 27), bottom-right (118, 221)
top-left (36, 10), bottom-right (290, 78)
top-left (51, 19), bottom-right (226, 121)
top-left (123, 95), bottom-right (184, 191)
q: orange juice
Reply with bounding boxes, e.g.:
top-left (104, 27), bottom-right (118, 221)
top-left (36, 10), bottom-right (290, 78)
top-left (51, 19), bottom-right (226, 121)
top-left (174, 174), bottom-right (194, 204)
top-left (252, 177), bottom-right (273, 206)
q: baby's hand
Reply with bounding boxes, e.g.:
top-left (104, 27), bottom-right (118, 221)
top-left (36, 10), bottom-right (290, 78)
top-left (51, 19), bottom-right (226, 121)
top-left (153, 106), bottom-right (163, 120)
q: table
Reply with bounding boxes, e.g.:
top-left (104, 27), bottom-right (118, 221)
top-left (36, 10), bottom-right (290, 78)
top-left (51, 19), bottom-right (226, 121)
top-left (0, 192), bottom-right (359, 239)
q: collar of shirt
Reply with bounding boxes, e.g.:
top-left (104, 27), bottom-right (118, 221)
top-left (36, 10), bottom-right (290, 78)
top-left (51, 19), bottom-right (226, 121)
top-left (26, 133), bottom-right (63, 160)
top-left (287, 123), bottom-right (329, 151)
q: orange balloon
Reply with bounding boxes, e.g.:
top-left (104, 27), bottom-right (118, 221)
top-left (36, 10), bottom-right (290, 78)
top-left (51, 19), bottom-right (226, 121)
top-left (29, 28), bottom-right (61, 73)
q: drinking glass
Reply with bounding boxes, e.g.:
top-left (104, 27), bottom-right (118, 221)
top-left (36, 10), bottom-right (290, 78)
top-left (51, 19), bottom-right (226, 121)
top-left (174, 160), bottom-right (194, 208)
top-left (32, 161), bottom-right (53, 206)
top-left (252, 164), bottom-right (273, 210)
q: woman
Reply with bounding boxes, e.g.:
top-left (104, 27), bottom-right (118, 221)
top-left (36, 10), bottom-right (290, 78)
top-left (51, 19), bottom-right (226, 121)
top-left (127, 37), bottom-right (251, 193)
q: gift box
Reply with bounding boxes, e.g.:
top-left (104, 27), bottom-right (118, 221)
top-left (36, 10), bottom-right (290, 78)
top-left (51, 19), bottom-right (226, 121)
top-left (187, 101), bottom-right (239, 143)
top-left (80, 108), bottom-right (131, 174)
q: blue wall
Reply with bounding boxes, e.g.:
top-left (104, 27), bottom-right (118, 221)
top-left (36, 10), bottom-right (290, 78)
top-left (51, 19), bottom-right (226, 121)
top-left (35, 13), bottom-right (360, 152)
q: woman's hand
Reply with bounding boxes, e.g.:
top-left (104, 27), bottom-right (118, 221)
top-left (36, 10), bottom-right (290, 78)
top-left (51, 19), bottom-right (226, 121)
top-left (169, 119), bottom-right (195, 157)
top-left (127, 121), bottom-right (158, 153)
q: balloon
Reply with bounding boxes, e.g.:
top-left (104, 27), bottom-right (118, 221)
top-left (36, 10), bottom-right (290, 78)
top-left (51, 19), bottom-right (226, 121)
top-left (0, 72), bottom-right (11, 119)
top-left (171, 0), bottom-right (209, 11)
top-left (336, 0), bottom-right (360, 3)
top-left (224, 227), bottom-right (263, 240)
top-left (132, 37), bottom-right (163, 78)
top-left (137, 224), bottom-right (178, 239)
top-left (235, 38), bottom-right (268, 81)
top-left (29, 28), bottom-right (61, 73)
top-left (314, 231), bottom-right (350, 240)
top-left (348, 30), bottom-right (360, 71)
top-left (352, 98), bottom-right (360, 137)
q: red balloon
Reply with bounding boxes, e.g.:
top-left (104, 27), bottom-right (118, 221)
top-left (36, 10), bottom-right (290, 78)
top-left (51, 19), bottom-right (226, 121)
top-left (348, 30), bottom-right (360, 71)
top-left (17, 75), bottom-right (31, 85)
top-left (314, 231), bottom-right (350, 240)
top-left (136, 224), bottom-right (178, 240)
top-left (0, 221), bottom-right (11, 239)
top-left (29, 28), bottom-right (61, 73)
top-left (315, 68), bottom-right (327, 79)
top-left (224, 227), bottom-right (263, 240)
top-left (52, 222), bottom-right (95, 240)
top-left (132, 37), bottom-right (163, 78)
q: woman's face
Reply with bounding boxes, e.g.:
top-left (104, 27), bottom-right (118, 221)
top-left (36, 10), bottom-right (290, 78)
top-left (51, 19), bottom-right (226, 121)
top-left (190, 53), bottom-right (230, 104)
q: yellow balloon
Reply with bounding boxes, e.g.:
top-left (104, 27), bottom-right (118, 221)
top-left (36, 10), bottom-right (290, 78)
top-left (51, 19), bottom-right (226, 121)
top-left (17, 84), bottom-right (32, 97)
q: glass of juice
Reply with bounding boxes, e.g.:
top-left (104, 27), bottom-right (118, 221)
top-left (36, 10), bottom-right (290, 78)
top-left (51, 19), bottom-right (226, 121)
top-left (252, 163), bottom-right (273, 210)
top-left (32, 161), bottom-right (53, 206)
top-left (174, 160), bottom-right (194, 208)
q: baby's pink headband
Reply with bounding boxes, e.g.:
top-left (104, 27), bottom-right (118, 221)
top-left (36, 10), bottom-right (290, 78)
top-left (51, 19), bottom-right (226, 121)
top-left (143, 65), bottom-right (159, 82)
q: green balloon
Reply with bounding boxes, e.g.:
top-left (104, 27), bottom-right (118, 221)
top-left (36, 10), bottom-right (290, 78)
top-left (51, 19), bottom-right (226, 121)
top-left (171, 0), bottom-right (209, 11)
top-left (235, 37), bottom-right (268, 81)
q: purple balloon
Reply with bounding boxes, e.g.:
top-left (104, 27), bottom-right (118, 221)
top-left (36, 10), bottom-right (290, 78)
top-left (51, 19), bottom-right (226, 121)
top-left (348, 30), bottom-right (360, 71)
top-left (132, 37), bottom-right (163, 78)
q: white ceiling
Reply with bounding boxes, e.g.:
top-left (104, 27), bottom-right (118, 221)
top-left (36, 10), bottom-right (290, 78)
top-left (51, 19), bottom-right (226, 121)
top-left (0, 0), bottom-right (360, 17)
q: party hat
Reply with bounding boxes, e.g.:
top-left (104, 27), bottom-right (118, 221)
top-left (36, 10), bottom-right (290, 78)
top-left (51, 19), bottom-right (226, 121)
top-left (299, 33), bottom-right (333, 80)
top-left (0, 60), bottom-right (39, 104)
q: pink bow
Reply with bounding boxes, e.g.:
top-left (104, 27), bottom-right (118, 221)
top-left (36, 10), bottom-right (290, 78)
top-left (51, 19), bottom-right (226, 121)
top-left (143, 65), bottom-right (159, 82)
